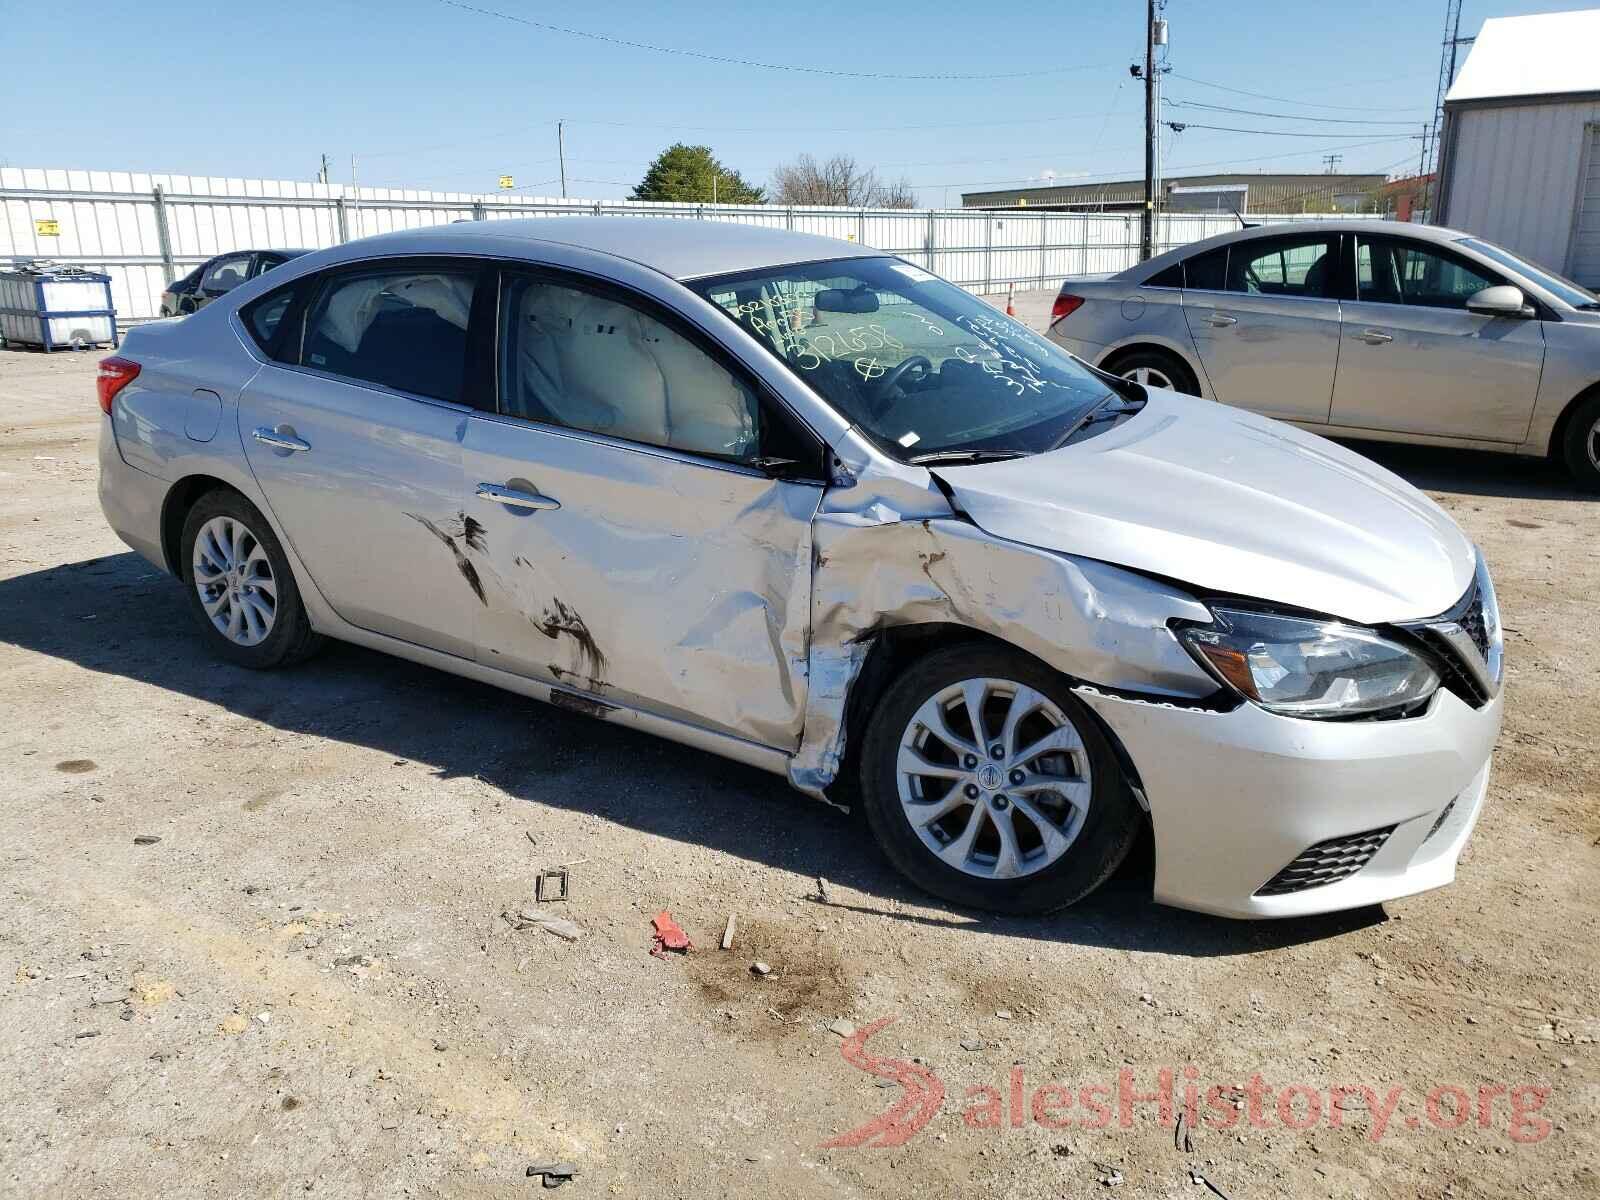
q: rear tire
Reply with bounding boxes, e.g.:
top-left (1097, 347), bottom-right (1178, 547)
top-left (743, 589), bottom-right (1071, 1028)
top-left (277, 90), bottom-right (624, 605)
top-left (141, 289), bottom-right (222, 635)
top-left (179, 489), bottom-right (324, 669)
top-left (1104, 347), bottom-right (1199, 395)
top-left (1559, 393), bottom-right (1600, 492)
top-left (858, 644), bottom-right (1142, 914)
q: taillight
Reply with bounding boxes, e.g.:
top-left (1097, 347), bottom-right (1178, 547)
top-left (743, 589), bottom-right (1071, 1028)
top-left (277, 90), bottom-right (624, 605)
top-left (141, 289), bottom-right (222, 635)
top-left (96, 357), bottom-right (140, 415)
top-left (1050, 294), bottom-right (1085, 323)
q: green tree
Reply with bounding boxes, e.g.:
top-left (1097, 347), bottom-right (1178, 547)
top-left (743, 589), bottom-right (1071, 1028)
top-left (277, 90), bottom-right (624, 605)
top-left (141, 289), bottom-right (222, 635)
top-left (631, 143), bottom-right (765, 204)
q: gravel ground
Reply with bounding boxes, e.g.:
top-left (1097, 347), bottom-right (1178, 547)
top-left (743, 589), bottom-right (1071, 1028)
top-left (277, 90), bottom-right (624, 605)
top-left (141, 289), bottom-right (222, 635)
top-left (1, 305), bottom-right (1596, 1199)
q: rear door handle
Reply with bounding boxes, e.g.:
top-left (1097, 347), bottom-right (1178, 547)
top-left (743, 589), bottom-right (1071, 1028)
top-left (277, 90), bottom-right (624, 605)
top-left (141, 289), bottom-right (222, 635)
top-left (476, 482), bottom-right (560, 511)
top-left (1354, 328), bottom-right (1394, 345)
top-left (251, 427), bottom-right (310, 452)
top-left (1206, 313), bottom-right (1238, 328)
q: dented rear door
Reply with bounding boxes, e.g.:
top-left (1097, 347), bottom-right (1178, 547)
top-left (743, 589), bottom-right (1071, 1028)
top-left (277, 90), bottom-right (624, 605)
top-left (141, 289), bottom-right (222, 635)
top-left (460, 416), bottom-right (819, 748)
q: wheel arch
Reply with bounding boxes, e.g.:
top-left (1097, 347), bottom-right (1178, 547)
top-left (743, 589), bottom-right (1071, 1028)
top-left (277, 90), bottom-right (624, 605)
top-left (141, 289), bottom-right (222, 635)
top-left (161, 474), bottom-right (245, 579)
top-left (828, 622), bottom-right (1149, 814)
top-left (1547, 379), bottom-right (1600, 459)
top-left (1097, 341), bottom-right (1203, 394)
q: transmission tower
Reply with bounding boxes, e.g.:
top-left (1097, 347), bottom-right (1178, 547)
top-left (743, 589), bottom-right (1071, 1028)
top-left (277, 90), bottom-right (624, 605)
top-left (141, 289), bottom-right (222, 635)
top-left (1426, 0), bottom-right (1473, 180)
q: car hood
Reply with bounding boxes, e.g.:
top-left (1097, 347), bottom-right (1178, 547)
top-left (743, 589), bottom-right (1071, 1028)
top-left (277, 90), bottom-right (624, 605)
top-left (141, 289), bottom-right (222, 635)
top-left (930, 389), bottom-right (1476, 625)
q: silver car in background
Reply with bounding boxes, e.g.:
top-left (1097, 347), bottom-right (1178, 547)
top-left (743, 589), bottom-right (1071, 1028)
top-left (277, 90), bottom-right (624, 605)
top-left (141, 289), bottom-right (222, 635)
top-left (1047, 220), bottom-right (1600, 489)
top-left (97, 218), bottom-right (1502, 920)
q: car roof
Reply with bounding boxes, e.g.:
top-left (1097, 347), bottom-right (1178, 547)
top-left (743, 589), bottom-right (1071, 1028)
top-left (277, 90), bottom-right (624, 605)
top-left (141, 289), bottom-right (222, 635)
top-left (1127, 220), bottom-right (1475, 279)
top-left (343, 217), bottom-right (880, 281)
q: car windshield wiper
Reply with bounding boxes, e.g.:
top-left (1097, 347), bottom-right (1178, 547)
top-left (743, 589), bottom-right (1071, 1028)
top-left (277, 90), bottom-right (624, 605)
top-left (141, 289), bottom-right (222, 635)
top-left (907, 448), bottom-right (1029, 466)
top-left (1046, 392), bottom-right (1146, 451)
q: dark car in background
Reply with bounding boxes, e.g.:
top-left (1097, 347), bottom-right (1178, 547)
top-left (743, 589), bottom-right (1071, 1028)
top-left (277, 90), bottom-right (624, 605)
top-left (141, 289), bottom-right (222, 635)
top-left (159, 249), bottom-right (309, 317)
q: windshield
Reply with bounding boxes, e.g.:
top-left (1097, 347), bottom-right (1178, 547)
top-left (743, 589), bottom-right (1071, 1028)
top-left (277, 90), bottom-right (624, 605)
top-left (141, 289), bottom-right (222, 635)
top-left (1460, 237), bottom-right (1599, 309)
top-left (689, 257), bottom-right (1116, 461)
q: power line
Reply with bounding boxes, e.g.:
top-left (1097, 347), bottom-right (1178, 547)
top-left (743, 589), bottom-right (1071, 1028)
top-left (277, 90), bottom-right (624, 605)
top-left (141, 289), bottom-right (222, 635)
top-left (1170, 71), bottom-right (1429, 113)
top-left (935, 135), bottom-right (1416, 192)
top-left (1165, 122), bottom-right (1423, 139)
top-left (1165, 99), bottom-right (1424, 126)
top-left (434, 0), bottom-right (1113, 81)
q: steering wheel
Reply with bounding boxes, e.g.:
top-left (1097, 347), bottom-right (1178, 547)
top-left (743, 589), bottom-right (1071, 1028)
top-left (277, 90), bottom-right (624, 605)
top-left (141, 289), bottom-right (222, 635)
top-left (865, 355), bottom-right (933, 418)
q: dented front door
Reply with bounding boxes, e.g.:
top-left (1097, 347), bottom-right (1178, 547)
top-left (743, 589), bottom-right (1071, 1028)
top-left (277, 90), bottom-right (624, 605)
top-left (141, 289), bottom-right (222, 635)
top-left (459, 415), bottom-right (820, 749)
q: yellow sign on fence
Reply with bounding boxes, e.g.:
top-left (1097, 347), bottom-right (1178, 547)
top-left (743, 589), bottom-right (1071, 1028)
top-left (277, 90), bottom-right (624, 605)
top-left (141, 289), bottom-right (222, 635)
top-left (35, 218), bottom-right (60, 236)
top-left (498, 175), bottom-right (514, 190)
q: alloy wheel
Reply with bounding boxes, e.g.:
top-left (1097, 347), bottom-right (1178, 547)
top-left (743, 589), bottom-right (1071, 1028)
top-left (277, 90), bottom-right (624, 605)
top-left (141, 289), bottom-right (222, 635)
top-left (191, 515), bottom-right (278, 646)
top-left (1588, 414), bottom-right (1600, 473)
top-left (895, 677), bottom-right (1093, 881)
top-left (1122, 365), bottom-right (1173, 389)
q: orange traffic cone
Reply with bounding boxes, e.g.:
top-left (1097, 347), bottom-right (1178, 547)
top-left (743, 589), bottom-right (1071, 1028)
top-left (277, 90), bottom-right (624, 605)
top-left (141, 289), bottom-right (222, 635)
top-left (1005, 288), bottom-right (1016, 317)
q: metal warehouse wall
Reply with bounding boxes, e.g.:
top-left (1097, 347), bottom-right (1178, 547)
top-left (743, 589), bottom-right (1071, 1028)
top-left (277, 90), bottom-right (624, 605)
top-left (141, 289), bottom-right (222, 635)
top-left (1440, 98), bottom-right (1600, 280)
top-left (2, 166), bottom-right (1344, 321)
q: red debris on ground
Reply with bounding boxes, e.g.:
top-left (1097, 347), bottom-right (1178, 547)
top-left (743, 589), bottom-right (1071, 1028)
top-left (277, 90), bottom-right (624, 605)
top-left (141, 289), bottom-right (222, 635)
top-left (650, 910), bottom-right (693, 958)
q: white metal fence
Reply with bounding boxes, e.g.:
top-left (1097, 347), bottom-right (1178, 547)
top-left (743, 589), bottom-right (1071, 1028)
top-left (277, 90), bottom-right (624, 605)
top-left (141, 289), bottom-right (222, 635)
top-left (1, 166), bottom-right (1372, 322)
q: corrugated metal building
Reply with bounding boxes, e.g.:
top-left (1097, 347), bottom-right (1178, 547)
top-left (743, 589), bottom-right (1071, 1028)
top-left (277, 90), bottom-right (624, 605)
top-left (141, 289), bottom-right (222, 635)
top-left (962, 173), bottom-right (1387, 214)
top-left (1436, 8), bottom-right (1600, 285)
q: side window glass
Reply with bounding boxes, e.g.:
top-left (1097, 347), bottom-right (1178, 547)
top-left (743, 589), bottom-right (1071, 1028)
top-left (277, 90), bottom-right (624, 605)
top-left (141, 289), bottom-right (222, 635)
top-left (500, 275), bottom-right (762, 464)
top-left (1394, 241), bottom-right (1498, 309)
top-left (243, 287), bottom-right (295, 355)
top-left (1184, 248), bottom-right (1227, 291)
top-left (1146, 263), bottom-right (1184, 288)
top-left (303, 268), bottom-right (476, 403)
top-left (201, 255), bottom-right (250, 296)
top-left (1224, 238), bottom-right (1333, 297)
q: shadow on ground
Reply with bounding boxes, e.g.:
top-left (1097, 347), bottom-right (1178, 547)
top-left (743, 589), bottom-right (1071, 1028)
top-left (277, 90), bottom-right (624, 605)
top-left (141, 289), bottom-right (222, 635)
top-left (3, 550), bottom-right (1391, 959)
top-left (1341, 437), bottom-right (1592, 502)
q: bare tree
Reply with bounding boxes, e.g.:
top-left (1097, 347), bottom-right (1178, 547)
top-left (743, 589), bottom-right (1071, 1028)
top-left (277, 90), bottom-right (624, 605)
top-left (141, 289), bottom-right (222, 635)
top-left (771, 153), bottom-right (918, 208)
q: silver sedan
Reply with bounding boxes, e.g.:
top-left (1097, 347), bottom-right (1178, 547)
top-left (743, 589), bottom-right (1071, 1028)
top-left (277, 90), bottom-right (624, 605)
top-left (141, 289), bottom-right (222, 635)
top-left (1047, 220), bottom-right (1600, 489)
top-left (97, 218), bottom-right (1501, 919)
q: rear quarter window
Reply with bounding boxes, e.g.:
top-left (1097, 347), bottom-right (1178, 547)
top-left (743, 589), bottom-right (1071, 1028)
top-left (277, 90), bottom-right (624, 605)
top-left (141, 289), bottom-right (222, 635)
top-left (241, 286), bottom-right (296, 358)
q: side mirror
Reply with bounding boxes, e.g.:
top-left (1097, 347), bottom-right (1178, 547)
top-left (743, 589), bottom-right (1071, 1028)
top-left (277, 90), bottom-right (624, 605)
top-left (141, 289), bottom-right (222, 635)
top-left (1466, 284), bottom-right (1533, 318)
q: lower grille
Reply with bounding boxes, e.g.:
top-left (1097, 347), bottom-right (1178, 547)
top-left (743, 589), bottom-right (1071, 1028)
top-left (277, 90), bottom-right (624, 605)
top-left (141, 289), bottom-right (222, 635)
top-left (1255, 826), bottom-right (1395, 896)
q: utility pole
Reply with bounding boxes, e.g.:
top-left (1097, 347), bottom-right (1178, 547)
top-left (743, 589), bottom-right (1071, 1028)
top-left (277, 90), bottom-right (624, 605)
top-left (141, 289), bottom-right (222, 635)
top-left (557, 120), bottom-right (567, 200)
top-left (1322, 153), bottom-right (1343, 174)
top-left (1140, 0), bottom-right (1156, 260)
top-left (318, 153), bottom-right (330, 185)
top-left (349, 154), bottom-right (360, 239)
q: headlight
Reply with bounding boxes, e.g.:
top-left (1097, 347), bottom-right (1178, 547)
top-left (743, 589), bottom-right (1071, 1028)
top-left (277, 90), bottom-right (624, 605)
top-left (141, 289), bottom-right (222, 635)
top-left (1179, 608), bottom-right (1439, 718)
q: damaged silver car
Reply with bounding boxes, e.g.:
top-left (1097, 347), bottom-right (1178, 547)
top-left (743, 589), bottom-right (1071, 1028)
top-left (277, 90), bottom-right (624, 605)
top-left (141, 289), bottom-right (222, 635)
top-left (96, 218), bottom-right (1504, 919)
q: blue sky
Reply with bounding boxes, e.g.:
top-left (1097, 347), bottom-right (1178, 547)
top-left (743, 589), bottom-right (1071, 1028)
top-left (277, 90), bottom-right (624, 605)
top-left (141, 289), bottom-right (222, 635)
top-left (4, 0), bottom-right (1592, 204)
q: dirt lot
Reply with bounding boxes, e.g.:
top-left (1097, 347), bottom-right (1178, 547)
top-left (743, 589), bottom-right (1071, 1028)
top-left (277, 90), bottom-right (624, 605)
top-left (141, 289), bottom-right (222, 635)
top-left (1, 313), bottom-right (1596, 1199)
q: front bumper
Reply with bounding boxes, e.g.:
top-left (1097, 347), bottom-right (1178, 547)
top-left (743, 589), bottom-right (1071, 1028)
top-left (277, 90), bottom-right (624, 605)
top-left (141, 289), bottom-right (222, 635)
top-left (1078, 685), bottom-right (1502, 919)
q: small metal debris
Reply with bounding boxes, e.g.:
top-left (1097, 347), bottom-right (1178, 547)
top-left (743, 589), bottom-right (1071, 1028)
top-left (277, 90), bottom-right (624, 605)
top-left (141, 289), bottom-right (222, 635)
top-left (1095, 1164), bottom-right (1124, 1187)
top-left (960, 1038), bottom-right (984, 1052)
top-left (535, 868), bottom-right (569, 904)
top-left (816, 876), bottom-right (833, 904)
top-left (73, 1029), bottom-right (99, 1039)
top-left (432, 1040), bottom-right (448, 1052)
top-left (826, 1018), bottom-right (856, 1038)
top-left (649, 910), bottom-right (692, 957)
top-left (526, 1162), bottom-right (577, 1188)
top-left (751, 961), bottom-right (771, 977)
top-left (524, 831), bottom-right (538, 846)
top-left (132, 835), bottom-right (161, 846)
top-left (995, 1008), bottom-right (1013, 1020)
top-left (720, 913), bottom-right (737, 951)
top-left (513, 908), bottom-right (582, 942)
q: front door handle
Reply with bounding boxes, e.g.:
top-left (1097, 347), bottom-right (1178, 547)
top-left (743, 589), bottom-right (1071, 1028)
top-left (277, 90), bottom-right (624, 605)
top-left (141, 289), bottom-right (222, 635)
top-left (251, 426), bottom-right (310, 452)
top-left (1206, 312), bottom-right (1238, 328)
top-left (476, 482), bottom-right (560, 511)
top-left (1354, 328), bottom-right (1394, 345)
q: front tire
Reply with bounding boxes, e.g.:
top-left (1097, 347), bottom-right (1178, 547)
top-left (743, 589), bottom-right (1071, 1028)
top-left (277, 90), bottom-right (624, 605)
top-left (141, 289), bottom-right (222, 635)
top-left (179, 489), bottom-right (323, 668)
top-left (858, 644), bottom-right (1142, 914)
top-left (1559, 393), bottom-right (1600, 492)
